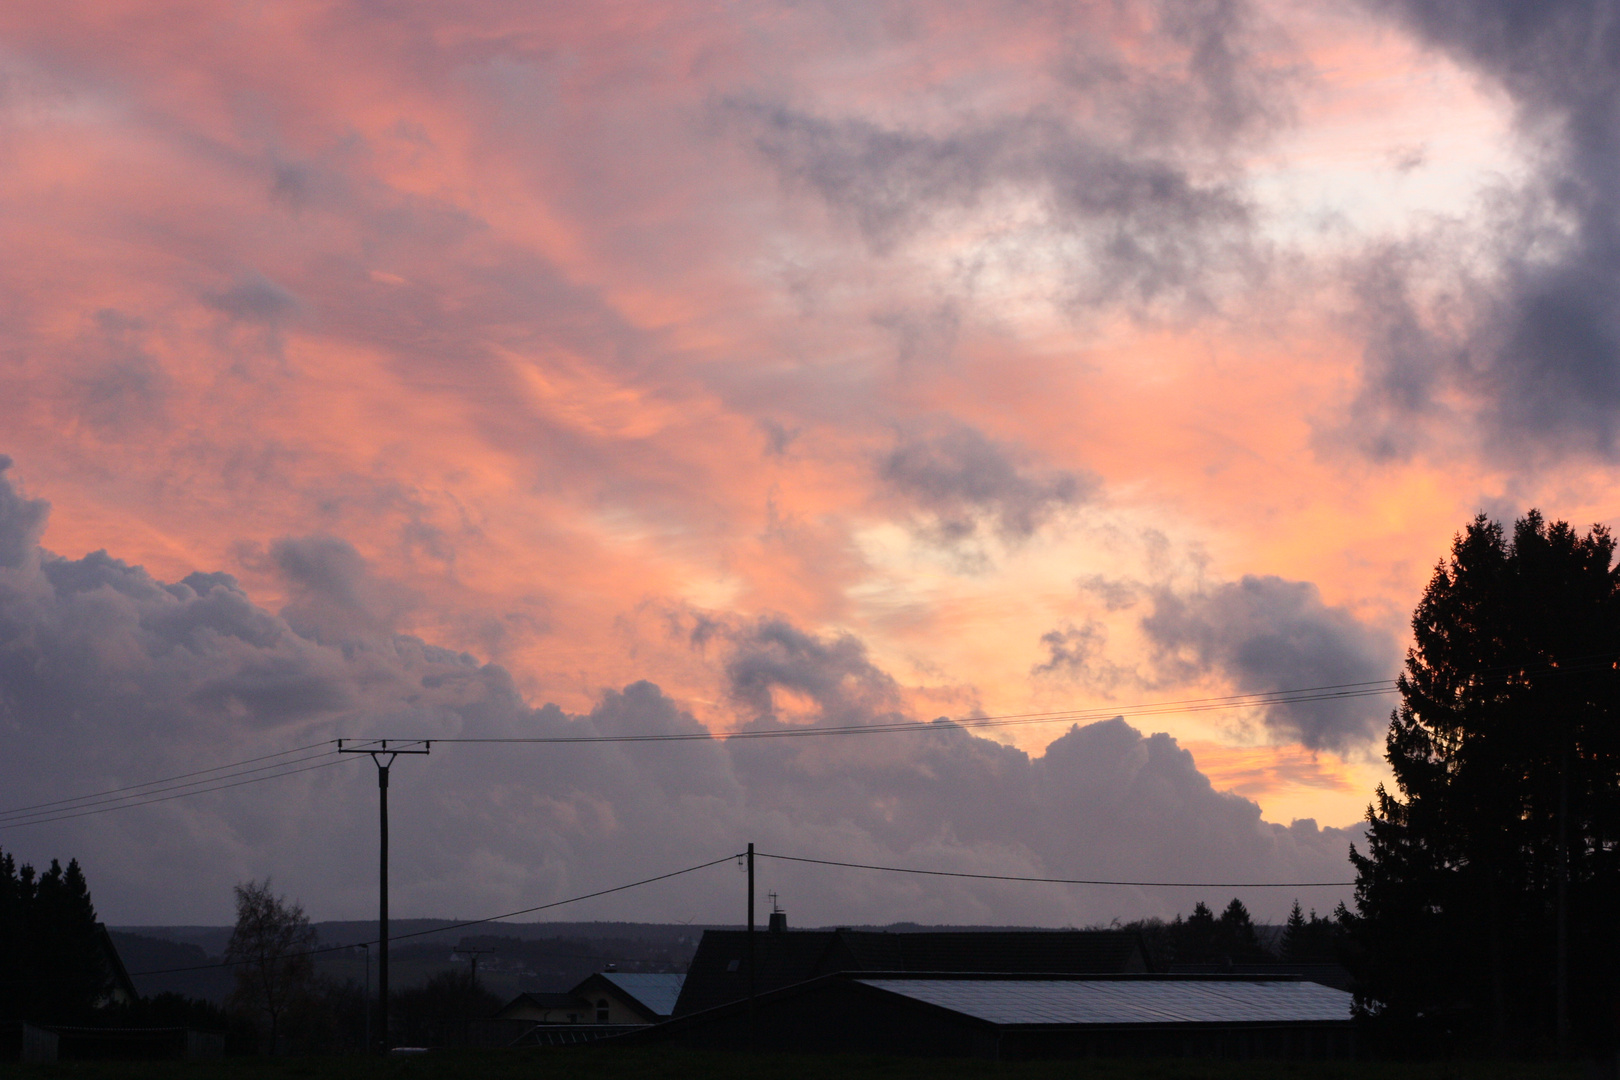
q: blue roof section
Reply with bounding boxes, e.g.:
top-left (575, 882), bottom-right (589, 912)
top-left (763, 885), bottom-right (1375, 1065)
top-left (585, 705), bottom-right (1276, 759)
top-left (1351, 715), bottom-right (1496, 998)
top-left (856, 978), bottom-right (1353, 1026)
top-left (600, 973), bottom-right (686, 1017)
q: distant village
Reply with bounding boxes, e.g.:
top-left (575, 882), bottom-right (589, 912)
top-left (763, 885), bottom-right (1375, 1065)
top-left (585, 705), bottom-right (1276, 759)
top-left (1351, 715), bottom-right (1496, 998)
top-left (7, 871), bottom-right (1355, 1063)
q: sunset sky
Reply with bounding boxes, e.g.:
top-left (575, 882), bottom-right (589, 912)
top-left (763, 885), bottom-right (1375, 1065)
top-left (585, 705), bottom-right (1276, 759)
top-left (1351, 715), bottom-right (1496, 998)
top-left (2, 0), bottom-right (1616, 927)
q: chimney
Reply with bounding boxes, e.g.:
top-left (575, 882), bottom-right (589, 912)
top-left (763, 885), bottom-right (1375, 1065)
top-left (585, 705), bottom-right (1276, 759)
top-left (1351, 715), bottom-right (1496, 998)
top-left (768, 911), bottom-right (787, 933)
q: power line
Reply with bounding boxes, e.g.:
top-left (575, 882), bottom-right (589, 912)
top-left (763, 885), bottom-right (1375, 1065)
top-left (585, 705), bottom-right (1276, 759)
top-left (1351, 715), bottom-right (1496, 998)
top-left (125, 844), bottom-right (1355, 980)
top-left (20, 652), bottom-right (1615, 830)
top-left (125, 853), bottom-right (742, 977)
top-left (0, 741), bottom-right (335, 818)
top-left (755, 851), bottom-right (1355, 889)
top-left (0, 756), bottom-right (358, 831)
top-left (0, 748), bottom-right (342, 826)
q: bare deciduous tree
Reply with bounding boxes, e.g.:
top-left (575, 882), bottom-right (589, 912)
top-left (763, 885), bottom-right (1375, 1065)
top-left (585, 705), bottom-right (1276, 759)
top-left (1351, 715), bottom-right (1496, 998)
top-left (225, 878), bottom-right (315, 1053)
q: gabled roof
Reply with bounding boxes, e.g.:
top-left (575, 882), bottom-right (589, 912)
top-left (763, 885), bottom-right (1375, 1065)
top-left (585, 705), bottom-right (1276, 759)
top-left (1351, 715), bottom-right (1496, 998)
top-left (673, 929), bottom-right (1150, 1016)
top-left (94, 924), bottom-right (139, 1006)
top-left (592, 973), bottom-right (685, 1018)
top-left (494, 991), bottom-right (581, 1018)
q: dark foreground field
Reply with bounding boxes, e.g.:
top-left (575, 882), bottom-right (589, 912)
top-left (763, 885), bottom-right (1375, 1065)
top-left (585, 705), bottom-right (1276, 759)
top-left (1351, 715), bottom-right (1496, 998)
top-left (0, 1048), bottom-right (1589, 1080)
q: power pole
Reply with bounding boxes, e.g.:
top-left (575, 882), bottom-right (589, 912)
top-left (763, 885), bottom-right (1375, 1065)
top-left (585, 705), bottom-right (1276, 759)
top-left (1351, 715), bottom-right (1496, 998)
top-left (339, 739), bottom-right (430, 1052)
top-left (457, 946), bottom-right (493, 988)
top-left (1557, 739), bottom-right (1570, 1057)
top-left (357, 942), bottom-right (370, 1054)
top-left (746, 842), bottom-right (756, 1036)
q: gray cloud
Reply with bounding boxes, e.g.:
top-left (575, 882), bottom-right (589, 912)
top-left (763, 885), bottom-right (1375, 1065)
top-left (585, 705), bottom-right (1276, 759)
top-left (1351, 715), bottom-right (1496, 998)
top-left (1079, 574), bottom-right (1142, 612)
top-left (204, 272), bottom-right (303, 326)
top-left (266, 534), bottom-right (419, 645)
top-left (0, 457), bottom-right (47, 570)
top-left (0, 461), bottom-right (1356, 926)
top-left (725, 617), bottom-right (903, 725)
top-left (1139, 575), bottom-right (1399, 751)
top-left (1032, 620), bottom-right (1132, 694)
top-left (743, 104), bottom-right (1261, 311)
top-left (728, 0), bottom-right (1291, 314)
top-left (1344, 0), bottom-right (1620, 459)
top-left (879, 423), bottom-right (1094, 541)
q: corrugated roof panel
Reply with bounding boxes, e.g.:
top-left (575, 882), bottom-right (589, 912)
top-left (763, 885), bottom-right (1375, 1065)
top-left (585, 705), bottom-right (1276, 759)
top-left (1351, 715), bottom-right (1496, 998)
top-left (855, 979), bottom-right (1352, 1026)
top-left (601, 972), bottom-right (686, 1016)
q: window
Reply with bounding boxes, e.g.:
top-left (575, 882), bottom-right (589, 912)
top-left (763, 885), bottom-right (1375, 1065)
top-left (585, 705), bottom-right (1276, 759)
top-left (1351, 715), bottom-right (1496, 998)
top-left (596, 999), bottom-right (610, 1023)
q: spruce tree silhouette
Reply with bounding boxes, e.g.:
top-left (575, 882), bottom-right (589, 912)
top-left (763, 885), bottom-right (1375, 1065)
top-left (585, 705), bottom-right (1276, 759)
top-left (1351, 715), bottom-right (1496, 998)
top-left (1347, 512), bottom-right (1620, 1056)
top-left (0, 849), bottom-right (113, 1022)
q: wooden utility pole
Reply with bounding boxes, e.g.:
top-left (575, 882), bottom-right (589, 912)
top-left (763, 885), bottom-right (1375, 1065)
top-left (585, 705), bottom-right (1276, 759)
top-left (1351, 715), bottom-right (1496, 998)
top-left (338, 740), bottom-right (430, 1052)
top-left (747, 842), bottom-right (756, 1036)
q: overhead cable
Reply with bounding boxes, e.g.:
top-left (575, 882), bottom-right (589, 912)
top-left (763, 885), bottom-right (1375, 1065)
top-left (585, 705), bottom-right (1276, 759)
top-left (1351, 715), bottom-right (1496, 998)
top-left (755, 851), bottom-right (1355, 888)
top-left (0, 756), bottom-right (357, 831)
top-left (0, 741), bottom-right (336, 819)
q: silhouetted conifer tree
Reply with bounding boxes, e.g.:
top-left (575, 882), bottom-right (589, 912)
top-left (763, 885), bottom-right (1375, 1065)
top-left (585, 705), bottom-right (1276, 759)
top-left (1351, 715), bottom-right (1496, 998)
top-left (1213, 898), bottom-right (1264, 963)
top-left (1347, 512), bottom-right (1620, 1056)
top-left (0, 848), bottom-right (113, 1022)
top-left (1170, 901), bottom-right (1218, 963)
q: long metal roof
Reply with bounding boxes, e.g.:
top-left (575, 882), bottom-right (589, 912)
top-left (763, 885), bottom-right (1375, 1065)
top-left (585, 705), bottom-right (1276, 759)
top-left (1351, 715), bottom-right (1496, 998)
top-left (856, 978), bottom-right (1353, 1026)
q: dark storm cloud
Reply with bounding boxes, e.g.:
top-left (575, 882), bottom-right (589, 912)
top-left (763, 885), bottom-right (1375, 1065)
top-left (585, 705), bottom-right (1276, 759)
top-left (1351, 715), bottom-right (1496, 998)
top-left (1139, 575), bottom-right (1399, 751)
top-left (1348, 0), bottom-right (1620, 458)
top-left (879, 424), bottom-right (1093, 541)
top-left (0, 460), bottom-right (1356, 924)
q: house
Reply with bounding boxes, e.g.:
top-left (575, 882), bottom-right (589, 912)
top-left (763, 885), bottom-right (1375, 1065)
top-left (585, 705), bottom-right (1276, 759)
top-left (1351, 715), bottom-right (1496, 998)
top-left (492, 972), bottom-right (686, 1027)
top-left (481, 971), bottom-right (686, 1049)
top-left (94, 924), bottom-right (140, 1008)
top-left (673, 925), bottom-right (1151, 1016)
top-left (632, 971), bottom-right (1355, 1060)
top-left (571, 972), bottom-right (686, 1024)
top-left (494, 991), bottom-right (589, 1026)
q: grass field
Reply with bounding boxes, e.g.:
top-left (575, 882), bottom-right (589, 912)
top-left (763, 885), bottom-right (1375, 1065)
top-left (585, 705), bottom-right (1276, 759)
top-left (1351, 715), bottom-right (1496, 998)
top-left (0, 1047), bottom-right (1590, 1080)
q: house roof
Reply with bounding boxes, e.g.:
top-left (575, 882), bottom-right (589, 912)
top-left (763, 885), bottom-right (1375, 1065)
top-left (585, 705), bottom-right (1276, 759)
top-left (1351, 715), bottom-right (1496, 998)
top-left (94, 923), bottom-right (139, 1005)
top-left (673, 929), bottom-right (1150, 1016)
top-left (595, 973), bottom-right (685, 1017)
top-left (857, 977), bottom-right (1353, 1027)
top-left (495, 991), bottom-right (581, 1017)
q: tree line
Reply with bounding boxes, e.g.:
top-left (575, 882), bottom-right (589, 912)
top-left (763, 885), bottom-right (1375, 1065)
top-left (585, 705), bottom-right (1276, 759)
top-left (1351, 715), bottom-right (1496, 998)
top-left (1120, 897), bottom-right (1343, 968)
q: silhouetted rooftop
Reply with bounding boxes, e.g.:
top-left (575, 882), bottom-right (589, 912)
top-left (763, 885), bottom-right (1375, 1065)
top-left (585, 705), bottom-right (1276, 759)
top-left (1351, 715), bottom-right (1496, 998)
top-left (673, 928), bottom-right (1150, 1015)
